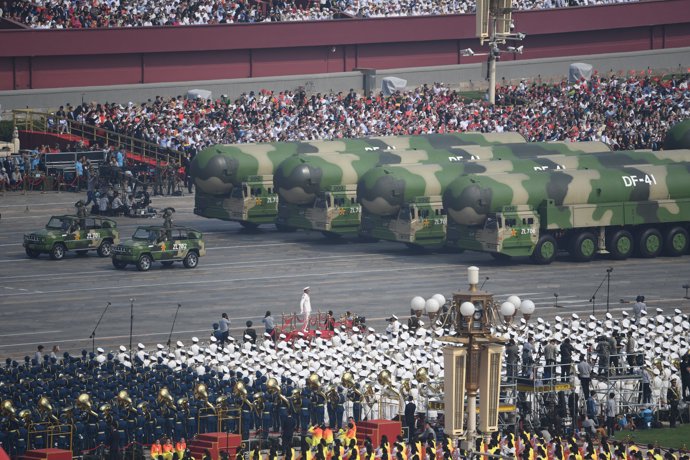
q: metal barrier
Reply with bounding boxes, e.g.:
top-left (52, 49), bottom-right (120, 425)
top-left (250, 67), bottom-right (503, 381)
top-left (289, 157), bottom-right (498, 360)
top-left (12, 109), bottom-right (184, 167)
top-left (27, 423), bottom-right (73, 452)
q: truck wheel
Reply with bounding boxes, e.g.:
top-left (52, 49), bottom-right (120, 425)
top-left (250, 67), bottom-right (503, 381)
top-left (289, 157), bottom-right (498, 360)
top-left (25, 247), bottom-right (40, 258)
top-left (636, 228), bottom-right (662, 258)
top-left (570, 232), bottom-right (596, 262)
top-left (664, 226), bottom-right (689, 257)
top-left (183, 251), bottom-right (199, 269)
top-left (608, 230), bottom-right (633, 260)
top-left (112, 259), bottom-right (127, 269)
top-left (97, 240), bottom-right (112, 257)
top-left (137, 254), bottom-right (153, 271)
top-left (531, 235), bottom-right (557, 265)
top-left (50, 243), bottom-right (66, 260)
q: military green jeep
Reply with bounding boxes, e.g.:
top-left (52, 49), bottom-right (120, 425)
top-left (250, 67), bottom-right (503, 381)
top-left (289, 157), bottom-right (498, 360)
top-left (111, 225), bottom-right (206, 271)
top-left (23, 215), bottom-right (119, 260)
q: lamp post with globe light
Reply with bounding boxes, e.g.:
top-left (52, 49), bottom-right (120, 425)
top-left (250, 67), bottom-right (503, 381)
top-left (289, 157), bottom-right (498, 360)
top-left (440, 266), bottom-right (536, 450)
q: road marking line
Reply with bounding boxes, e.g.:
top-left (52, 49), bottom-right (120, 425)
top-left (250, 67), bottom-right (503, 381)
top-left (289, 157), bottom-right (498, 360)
top-left (0, 330), bottom-right (62, 338)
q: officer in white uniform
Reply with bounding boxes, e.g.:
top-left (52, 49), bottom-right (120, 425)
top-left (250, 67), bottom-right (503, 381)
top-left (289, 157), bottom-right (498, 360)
top-left (300, 287), bottom-right (312, 330)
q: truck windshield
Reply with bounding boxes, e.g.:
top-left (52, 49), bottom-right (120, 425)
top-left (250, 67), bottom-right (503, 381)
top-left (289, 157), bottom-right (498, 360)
top-left (47, 217), bottom-right (69, 229)
top-left (133, 228), bottom-right (155, 240)
top-left (398, 207), bottom-right (413, 221)
top-left (484, 214), bottom-right (502, 230)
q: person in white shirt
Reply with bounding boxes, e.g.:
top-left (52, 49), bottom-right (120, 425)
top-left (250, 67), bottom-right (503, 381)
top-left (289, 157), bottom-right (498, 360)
top-left (300, 287), bottom-right (312, 330)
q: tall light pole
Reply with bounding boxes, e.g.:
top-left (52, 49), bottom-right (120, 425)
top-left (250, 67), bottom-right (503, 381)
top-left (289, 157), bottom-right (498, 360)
top-left (442, 266), bottom-right (535, 449)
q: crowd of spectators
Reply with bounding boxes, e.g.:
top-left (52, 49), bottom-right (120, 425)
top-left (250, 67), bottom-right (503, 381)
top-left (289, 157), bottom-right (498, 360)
top-left (0, 0), bottom-right (639, 29)
top-left (44, 72), bottom-right (689, 156)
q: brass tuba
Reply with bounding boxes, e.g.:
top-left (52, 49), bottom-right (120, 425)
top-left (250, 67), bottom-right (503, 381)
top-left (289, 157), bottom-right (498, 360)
top-left (77, 393), bottom-right (98, 418)
top-left (38, 396), bottom-right (60, 424)
top-left (117, 390), bottom-right (137, 417)
top-left (194, 383), bottom-right (216, 413)
top-left (157, 387), bottom-right (176, 413)
top-left (307, 373), bottom-right (328, 403)
top-left (377, 370), bottom-right (403, 414)
top-left (18, 409), bottom-right (33, 427)
top-left (342, 372), bottom-right (363, 400)
top-left (233, 381), bottom-right (253, 411)
top-left (267, 378), bottom-right (290, 407)
top-left (1, 400), bottom-right (17, 422)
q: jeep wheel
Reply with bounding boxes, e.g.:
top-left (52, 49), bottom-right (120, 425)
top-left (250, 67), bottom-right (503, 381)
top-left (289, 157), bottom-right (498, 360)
top-left (183, 251), bottom-right (199, 269)
top-left (97, 240), bottom-right (112, 257)
top-left (161, 261), bottom-right (175, 267)
top-left (137, 254), bottom-right (153, 271)
top-left (50, 243), bottom-right (66, 260)
top-left (25, 247), bottom-right (40, 258)
top-left (112, 259), bottom-right (128, 269)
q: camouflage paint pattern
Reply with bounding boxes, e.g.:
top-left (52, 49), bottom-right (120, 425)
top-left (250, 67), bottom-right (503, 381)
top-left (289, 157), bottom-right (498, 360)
top-left (192, 132), bottom-right (525, 225)
top-left (358, 149), bottom-right (690, 246)
top-left (112, 226), bottom-right (206, 267)
top-left (443, 162), bottom-right (690, 260)
top-left (23, 215), bottom-right (119, 257)
top-left (663, 119), bottom-right (690, 151)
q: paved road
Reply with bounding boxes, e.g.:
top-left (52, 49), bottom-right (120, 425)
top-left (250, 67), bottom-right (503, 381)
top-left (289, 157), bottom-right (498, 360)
top-left (1, 191), bottom-right (689, 359)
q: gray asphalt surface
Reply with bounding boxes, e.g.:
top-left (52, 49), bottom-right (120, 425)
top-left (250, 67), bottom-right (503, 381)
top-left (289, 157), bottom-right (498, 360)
top-left (1, 191), bottom-right (689, 359)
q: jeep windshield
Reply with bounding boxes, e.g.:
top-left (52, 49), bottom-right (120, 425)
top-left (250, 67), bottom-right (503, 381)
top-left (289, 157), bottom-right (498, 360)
top-left (46, 217), bottom-right (70, 230)
top-left (132, 228), bottom-right (157, 242)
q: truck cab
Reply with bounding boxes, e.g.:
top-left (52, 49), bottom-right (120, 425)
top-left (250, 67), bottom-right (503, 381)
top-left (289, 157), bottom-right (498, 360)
top-left (304, 184), bottom-right (361, 235)
top-left (473, 205), bottom-right (541, 257)
top-left (227, 175), bottom-right (279, 227)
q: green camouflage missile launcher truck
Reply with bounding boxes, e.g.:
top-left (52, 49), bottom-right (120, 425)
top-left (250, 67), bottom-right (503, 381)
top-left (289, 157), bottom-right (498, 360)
top-left (273, 133), bottom-right (530, 236)
top-left (358, 149), bottom-right (690, 248)
top-left (442, 162), bottom-right (690, 264)
top-left (191, 132), bottom-right (525, 229)
top-left (23, 215), bottom-right (119, 260)
top-left (111, 225), bottom-right (206, 271)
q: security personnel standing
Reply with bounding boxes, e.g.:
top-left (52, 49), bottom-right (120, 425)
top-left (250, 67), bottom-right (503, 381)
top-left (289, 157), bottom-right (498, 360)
top-left (166, 160), bottom-right (177, 196)
top-left (154, 159), bottom-right (164, 196)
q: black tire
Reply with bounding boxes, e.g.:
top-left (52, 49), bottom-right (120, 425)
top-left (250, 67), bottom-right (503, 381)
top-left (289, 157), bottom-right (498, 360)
top-left (239, 221), bottom-right (259, 230)
top-left (183, 251), bottom-right (199, 269)
top-left (321, 231), bottom-right (343, 239)
top-left (490, 252), bottom-right (512, 261)
top-left (137, 254), bottom-right (153, 271)
top-left (607, 229), bottom-right (634, 260)
top-left (50, 243), bottom-right (66, 260)
top-left (636, 228), bottom-right (663, 258)
top-left (97, 240), bottom-right (112, 257)
top-left (25, 247), bottom-right (40, 258)
top-left (275, 223), bottom-right (297, 232)
top-left (161, 261), bottom-right (175, 267)
top-left (570, 231), bottom-right (597, 262)
top-left (664, 226), bottom-right (689, 257)
top-left (112, 259), bottom-right (127, 269)
top-left (531, 234), bottom-right (557, 265)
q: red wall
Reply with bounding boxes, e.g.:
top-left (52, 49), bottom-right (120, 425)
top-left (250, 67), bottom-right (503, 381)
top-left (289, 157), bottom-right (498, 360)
top-left (1, 0), bottom-right (689, 90)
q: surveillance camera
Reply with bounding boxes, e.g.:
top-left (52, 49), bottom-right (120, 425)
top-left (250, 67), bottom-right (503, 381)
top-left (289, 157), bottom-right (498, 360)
top-left (461, 48), bottom-right (475, 57)
top-left (517, 32), bottom-right (526, 40)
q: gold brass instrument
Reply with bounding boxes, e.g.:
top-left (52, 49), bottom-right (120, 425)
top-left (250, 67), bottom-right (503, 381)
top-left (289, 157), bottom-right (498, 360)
top-left (76, 393), bottom-right (98, 418)
top-left (267, 378), bottom-right (291, 407)
top-left (1, 399), bottom-right (18, 422)
top-left (116, 390), bottom-right (138, 417)
top-left (194, 383), bottom-right (216, 413)
top-left (233, 381), bottom-right (254, 411)
top-left (342, 372), bottom-right (363, 400)
top-left (215, 395), bottom-right (229, 413)
top-left (18, 409), bottom-right (33, 427)
top-left (377, 370), bottom-right (404, 415)
top-left (400, 379), bottom-right (412, 398)
top-left (307, 373), bottom-right (328, 403)
top-left (157, 387), bottom-right (176, 414)
top-left (100, 404), bottom-right (114, 425)
top-left (37, 396), bottom-right (60, 424)
top-left (177, 398), bottom-right (190, 412)
top-left (325, 384), bottom-right (339, 405)
top-left (137, 401), bottom-right (152, 420)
